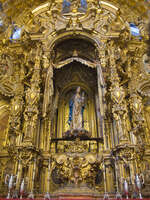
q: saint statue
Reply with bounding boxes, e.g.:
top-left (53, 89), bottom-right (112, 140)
top-left (68, 87), bottom-right (85, 130)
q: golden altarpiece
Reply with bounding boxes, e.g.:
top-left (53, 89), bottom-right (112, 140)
top-left (0, 0), bottom-right (150, 198)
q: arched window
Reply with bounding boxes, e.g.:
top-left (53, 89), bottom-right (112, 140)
top-left (79, 0), bottom-right (87, 12)
top-left (0, 17), bottom-right (3, 27)
top-left (129, 23), bottom-right (140, 37)
top-left (62, 0), bottom-right (71, 13)
top-left (62, 0), bottom-right (87, 13)
top-left (0, 3), bottom-right (4, 27)
top-left (10, 26), bottom-right (22, 40)
top-left (81, 0), bottom-right (87, 8)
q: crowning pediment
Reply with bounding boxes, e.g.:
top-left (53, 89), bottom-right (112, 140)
top-left (0, 0), bottom-right (148, 44)
top-left (26, 0), bottom-right (133, 43)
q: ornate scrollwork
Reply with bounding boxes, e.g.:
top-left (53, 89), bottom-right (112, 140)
top-left (51, 153), bottom-right (102, 187)
top-left (64, 138), bottom-right (88, 153)
top-left (18, 146), bottom-right (38, 166)
top-left (113, 144), bottom-right (135, 162)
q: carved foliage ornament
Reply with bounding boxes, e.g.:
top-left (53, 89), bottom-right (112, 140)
top-left (130, 93), bottom-right (143, 114)
top-left (51, 153), bottom-right (102, 186)
top-left (27, 0), bottom-right (127, 40)
top-left (113, 144), bottom-right (141, 162)
top-left (129, 93), bottom-right (145, 137)
top-left (9, 95), bottom-right (24, 135)
top-left (64, 138), bottom-right (88, 153)
top-left (110, 84), bottom-right (125, 105)
top-left (118, 146), bottom-right (134, 161)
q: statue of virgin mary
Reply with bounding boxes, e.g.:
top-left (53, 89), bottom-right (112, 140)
top-left (69, 87), bottom-right (85, 130)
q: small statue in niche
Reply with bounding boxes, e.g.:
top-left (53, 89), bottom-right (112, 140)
top-left (68, 87), bottom-right (85, 130)
top-left (63, 87), bottom-right (91, 138)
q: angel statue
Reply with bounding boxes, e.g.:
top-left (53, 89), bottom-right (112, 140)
top-left (68, 87), bottom-right (85, 130)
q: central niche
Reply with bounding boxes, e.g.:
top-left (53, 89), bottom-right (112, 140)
top-left (53, 61), bottom-right (98, 138)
